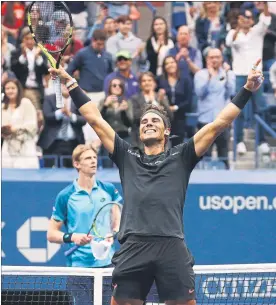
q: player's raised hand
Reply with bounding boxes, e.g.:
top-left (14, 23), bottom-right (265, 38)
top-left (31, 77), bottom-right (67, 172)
top-left (71, 233), bottom-right (92, 246)
top-left (244, 59), bottom-right (264, 92)
top-left (48, 66), bottom-right (72, 82)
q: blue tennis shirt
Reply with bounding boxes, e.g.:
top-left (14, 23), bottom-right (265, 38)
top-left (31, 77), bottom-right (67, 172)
top-left (52, 179), bottom-right (122, 267)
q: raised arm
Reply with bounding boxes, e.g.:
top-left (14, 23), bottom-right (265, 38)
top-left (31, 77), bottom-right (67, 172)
top-left (49, 66), bottom-right (116, 154)
top-left (194, 59), bottom-right (264, 157)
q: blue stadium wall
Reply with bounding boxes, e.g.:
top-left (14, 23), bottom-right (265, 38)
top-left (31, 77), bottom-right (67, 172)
top-left (2, 169), bottom-right (276, 266)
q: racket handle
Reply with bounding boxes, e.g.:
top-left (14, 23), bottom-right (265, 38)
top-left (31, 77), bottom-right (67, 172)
top-left (64, 245), bottom-right (79, 257)
top-left (53, 76), bottom-right (64, 108)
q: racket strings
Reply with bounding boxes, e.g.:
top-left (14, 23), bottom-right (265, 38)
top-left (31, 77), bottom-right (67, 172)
top-left (29, 2), bottom-right (71, 52)
top-left (94, 203), bottom-right (122, 239)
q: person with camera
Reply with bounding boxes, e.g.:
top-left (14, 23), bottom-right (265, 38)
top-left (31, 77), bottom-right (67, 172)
top-left (98, 77), bottom-right (133, 167)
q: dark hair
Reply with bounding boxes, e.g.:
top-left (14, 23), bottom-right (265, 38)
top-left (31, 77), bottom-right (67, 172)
top-left (108, 77), bottom-right (125, 96)
top-left (92, 29), bottom-right (107, 41)
top-left (116, 15), bottom-right (132, 24)
top-left (140, 104), bottom-right (171, 146)
top-left (150, 16), bottom-right (169, 45)
top-left (138, 71), bottom-right (156, 86)
top-left (2, 79), bottom-right (24, 110)
top-left (104, 16), bottom-right (114, 24)
top-left (162, 55), bottom-right (180, 79)
top-left (141, 103), bottom-right (170, 128)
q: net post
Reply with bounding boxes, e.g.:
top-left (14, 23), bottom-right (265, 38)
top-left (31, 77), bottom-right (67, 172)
top-left (94, 271), bottom-right (103, 305)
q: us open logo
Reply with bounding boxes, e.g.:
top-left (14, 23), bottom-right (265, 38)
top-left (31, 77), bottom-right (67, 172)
top-left (16, 217), bottom-right (60, 263)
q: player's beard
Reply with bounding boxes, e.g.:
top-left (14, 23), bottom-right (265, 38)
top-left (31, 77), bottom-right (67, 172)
top-left (141, 136), bottom-right (162, 147)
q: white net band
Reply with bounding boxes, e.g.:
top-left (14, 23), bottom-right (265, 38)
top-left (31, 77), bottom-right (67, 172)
top-left (2, 264), bottom-right (276, 305)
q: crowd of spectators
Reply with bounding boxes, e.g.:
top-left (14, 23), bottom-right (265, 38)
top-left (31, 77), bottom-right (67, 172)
top-left (1, 1), bottom-right (276, 169)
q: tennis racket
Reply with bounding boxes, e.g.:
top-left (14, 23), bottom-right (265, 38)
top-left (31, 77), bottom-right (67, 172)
top-left (64, 202), bottom-right (122, 257)
top-left (27, 2), bottom-right (73, 108)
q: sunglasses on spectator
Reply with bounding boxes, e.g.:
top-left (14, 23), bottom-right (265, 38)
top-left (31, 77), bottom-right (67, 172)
top-left (243, 14), bottom-right (253, 19)
top-left (111, 83), bottom-right (123, 88)
top-left (117, 56), bottom-right (129, 62)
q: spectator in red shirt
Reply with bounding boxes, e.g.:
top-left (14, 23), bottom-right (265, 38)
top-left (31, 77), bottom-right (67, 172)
top-left (1, 1), bottom-right (25, 43)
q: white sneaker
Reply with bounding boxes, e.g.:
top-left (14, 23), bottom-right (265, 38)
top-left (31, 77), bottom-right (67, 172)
top-left (237, 142), bottom-right (247, 155)
top-left (258, 142), bottom-right (270, 155)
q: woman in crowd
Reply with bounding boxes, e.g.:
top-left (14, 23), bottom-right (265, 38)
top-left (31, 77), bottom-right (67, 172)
top-left (157, 55), bottom-right (193, 147)
top-left (98, 77), bottom-right (133, 141)
top-left (196, 2), bottom-right (226, 56)
top-left (146, 16), bottom-right (174, 76)
top-left (98, 77), bottom-right (133, 167)
top-left (2, 79), bottom-right (39, 168)
top-left (130, 71), bottom-right (173, 148)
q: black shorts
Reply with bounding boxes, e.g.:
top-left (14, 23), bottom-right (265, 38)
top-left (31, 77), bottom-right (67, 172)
top-left (111, 235), bottom-right (195, 302)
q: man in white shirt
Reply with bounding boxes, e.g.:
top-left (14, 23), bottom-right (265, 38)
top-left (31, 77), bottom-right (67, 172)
top-left (226, 6), bottom-right (271, 155)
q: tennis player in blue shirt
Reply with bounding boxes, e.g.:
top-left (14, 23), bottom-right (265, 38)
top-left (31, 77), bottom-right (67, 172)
top-left (47, 143), bottom-right (122, 305)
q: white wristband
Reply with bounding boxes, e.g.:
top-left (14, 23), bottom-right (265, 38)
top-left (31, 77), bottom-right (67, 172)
top-left (66, 78), bottom-right (77, 89)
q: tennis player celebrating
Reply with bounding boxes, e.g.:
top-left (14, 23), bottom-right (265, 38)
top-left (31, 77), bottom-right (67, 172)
top-left (49, 58), bottom-right (264, 305)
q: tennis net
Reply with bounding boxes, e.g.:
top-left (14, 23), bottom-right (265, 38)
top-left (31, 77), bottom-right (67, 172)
top-left (2, 264), bottom-right (276, 305)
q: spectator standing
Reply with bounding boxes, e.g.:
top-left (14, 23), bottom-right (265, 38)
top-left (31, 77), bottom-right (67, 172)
top-left (64, 1), bottom-right (88, 41)
top-left (105, 2), bottom-right (130, 19)
top-left (67, 29), bottom-right (113, 106)
top-left (99, 77), bottom-right (133, 167)
top-left (103, 16), bottom-right (118, 38)
top-left (106, 15), bottom-right (147, 75)
top-left (38, 84), bottom-right (86, 168)
top-left (171, 2), bottom-right (201, 49)
top-left (104, 51), bottom-right (139, 99)
top-left (2, 79), bottom-right (38, 169)
top-left (47, 144), bottom-right (122, 305)
top-left (85, 4), bottom-right (109, 44)
top-left (226, 6), bottom-right (271, 155)
top-left (194, 48), bottom-right (236, 169)
top-left (99, 77), bottom-right (133, 141)
top-left (196, 2), bottom-right (226, 56)
top-left (130, 72), bottom-right (173, 149)
top-left (254, 1), bottom-right (276, 71)
top-left (168, 25), bottom-right (203, 85)
top-left (157, 55), bottom-right (193, 146)
top-left (10, 27), bottom-right (49, 111)
top-left (146, 16), bottom-right (174, 76)
top-left (86, 1), bottom-right (100, 27)
top-left (1, 1), bottom-right (25, 44)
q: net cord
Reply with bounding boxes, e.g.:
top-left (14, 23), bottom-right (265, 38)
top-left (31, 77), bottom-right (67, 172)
top-left (2, 264), bottom-right (276, 305)
top-left (2, 264), bottom-right (276, 276)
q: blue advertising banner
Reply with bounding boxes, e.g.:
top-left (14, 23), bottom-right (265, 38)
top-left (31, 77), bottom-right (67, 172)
top-left (2, 272), bottom-right (275, 304)
top-left (2, 169), bottom-right (276, 267)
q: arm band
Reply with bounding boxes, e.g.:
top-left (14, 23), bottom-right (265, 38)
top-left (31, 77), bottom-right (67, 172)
top-left (63, 233), bottom-right (73, 243)
top-left (231, 87), bottom-right (252, 110)
top-left (69, 86), bottom-right (91, 109)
